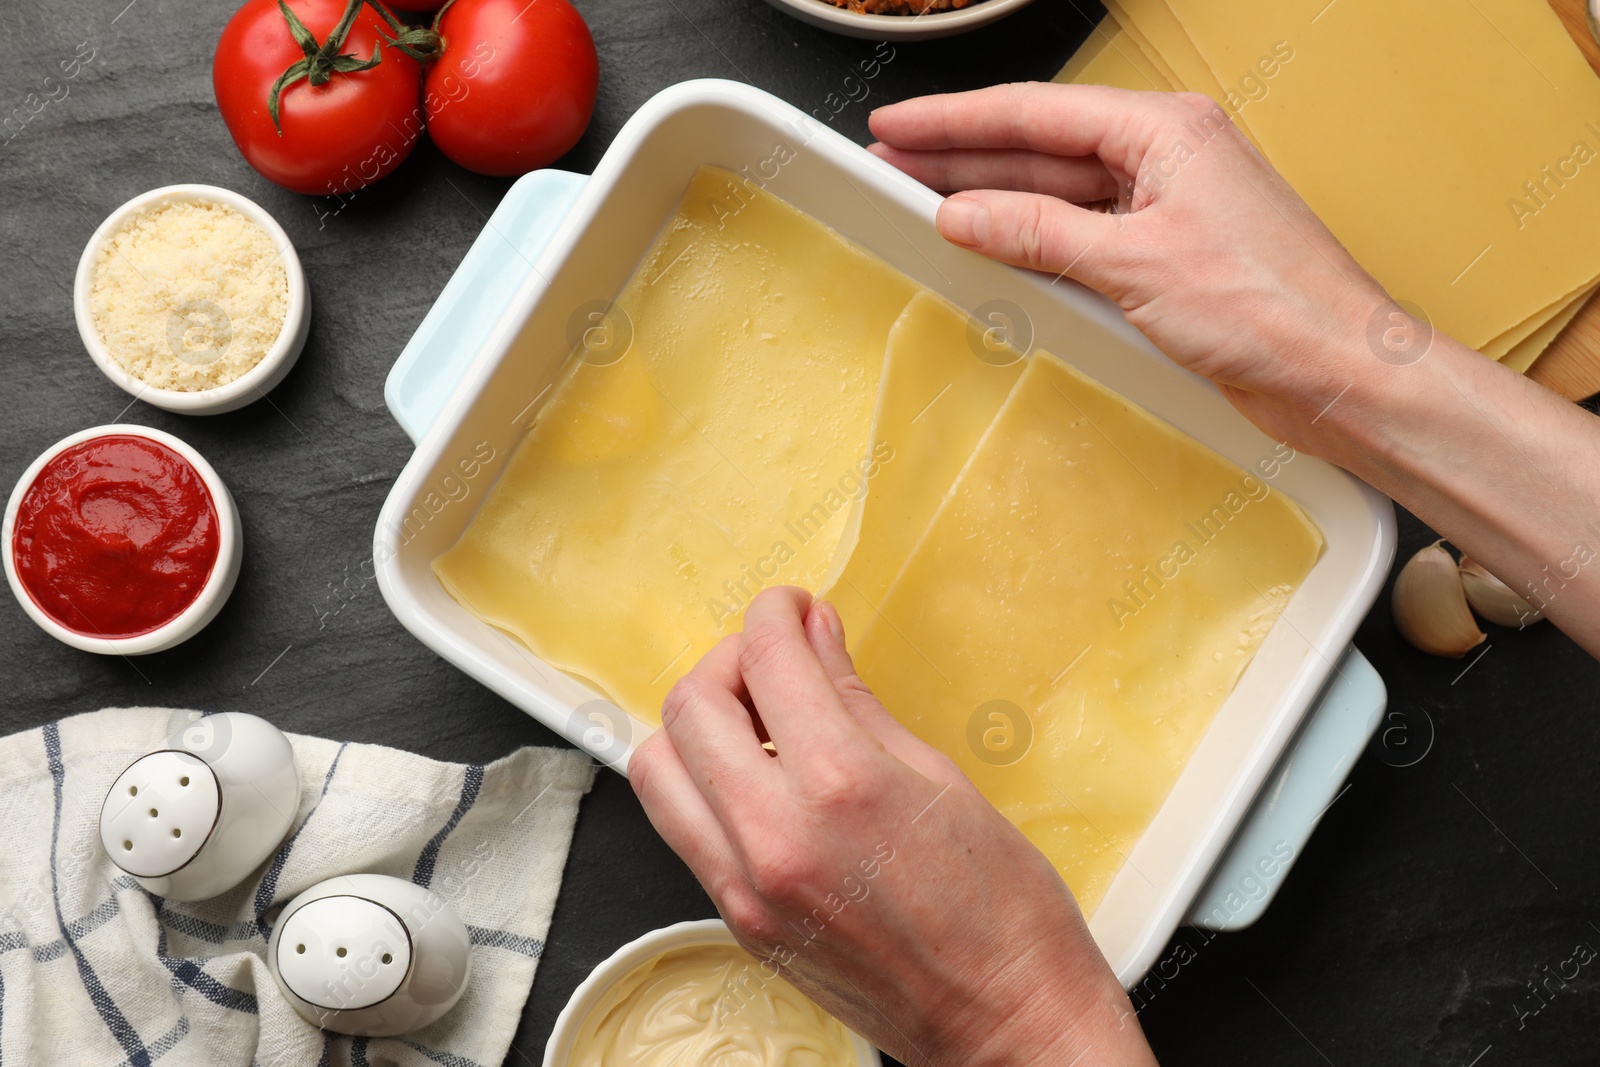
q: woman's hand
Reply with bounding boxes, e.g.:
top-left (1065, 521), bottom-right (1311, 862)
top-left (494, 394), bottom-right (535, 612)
top-left (870, 81), bottom-right (1600, 658)
top-left (868, 82), bottom-right (1389, 450)
top-left (630, 586), bottom-right (1158, 1067)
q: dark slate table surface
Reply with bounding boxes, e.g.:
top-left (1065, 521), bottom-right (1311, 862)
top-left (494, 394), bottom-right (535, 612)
top-left (3, 1), bottom-right (1598, 1063)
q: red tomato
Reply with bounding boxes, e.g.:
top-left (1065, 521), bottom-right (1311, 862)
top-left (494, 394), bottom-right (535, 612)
top-left (425, 0), bottom-right (598, 177)
top-left (214, 0), bottom-right (424, 196)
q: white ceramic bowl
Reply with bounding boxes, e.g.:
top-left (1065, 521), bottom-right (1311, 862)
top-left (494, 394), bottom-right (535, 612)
top-left (74, 184), bottom-right (311, 416)
top-left (373, 80), bottom-right (1394, 984)
top-left (543, 919), bottom-right (880, 1066)
top-left (2, 424), bottom-right (243, 654)
top-left (761, 0), bottom-right (1039, 39)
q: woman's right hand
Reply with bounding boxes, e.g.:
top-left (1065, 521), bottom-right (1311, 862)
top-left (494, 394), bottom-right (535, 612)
top-left (867, 82), bottom-right (1392, 451)
top-left (630, 587), bottom-right (1159, 1067)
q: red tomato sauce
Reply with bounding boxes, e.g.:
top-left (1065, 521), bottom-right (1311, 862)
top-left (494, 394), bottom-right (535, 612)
top-left (11, 435), bottom-right (220, 639)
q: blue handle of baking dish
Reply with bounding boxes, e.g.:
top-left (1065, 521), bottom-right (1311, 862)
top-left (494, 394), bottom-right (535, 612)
top-left (385, 170), bottom-right (1388, 930)
top-left (386, 167), bottom-right (589, 445)
top-left (1186, 645), bottom-right (1385, 930)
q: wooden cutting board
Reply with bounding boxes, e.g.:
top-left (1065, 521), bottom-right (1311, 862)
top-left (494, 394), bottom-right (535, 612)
top-left (1532, 0), bottom-right (1600, 400)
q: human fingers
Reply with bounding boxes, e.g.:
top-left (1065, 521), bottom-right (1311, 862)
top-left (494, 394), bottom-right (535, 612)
top-left (803, 602), bottom-right (964, 784)
top-left (658, 635), bottom-right (776, 828)
top-left (628, 730), bottom-right (751, 901)
top-left (935, 188), bottom-right (1125, 289)
top-left (866, 143), bottom-right (1123, 204)
top-left (868, 82), bottom-right (1159, 175)
top-left (680, 633), bottom-right (771, 743)
top-left (802, 601), bottom-right (898, 738)
top-left (736, 587), bottom-right (875, 770)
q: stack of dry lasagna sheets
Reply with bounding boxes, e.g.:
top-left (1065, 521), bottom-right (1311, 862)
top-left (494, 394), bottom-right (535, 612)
top-left (1056, 0), bottom-right (1600, 374)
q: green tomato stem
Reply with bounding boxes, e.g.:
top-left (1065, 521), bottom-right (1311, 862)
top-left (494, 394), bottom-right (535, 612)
top-left (265, 0), bottom-right (435, 134)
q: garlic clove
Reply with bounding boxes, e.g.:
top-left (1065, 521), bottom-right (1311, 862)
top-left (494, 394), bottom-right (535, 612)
top-left (1458, 556), bottom-right (1544, 628)
top-left (1392, 541), bottom-right (1486, 658)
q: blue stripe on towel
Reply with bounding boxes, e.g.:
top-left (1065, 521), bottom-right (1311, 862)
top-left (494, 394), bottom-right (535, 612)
top-left (45, 721), bottom-right (153, 1067)
top-left (158, 912), bottom-right (232, 945)
top-left (158, 910), bottom-right (261, 947)
top-left (152, 898), bottom-right (169, 959)
top-left (148, 900), bottom-right (256, 1016)
top-left (402, 1039), bottom-right (486, 1067)
top-left (114, 1016), bottom-right (189, 1067)
top-left (28, 881), bottom-right (145, 961)
top-left (466, 926), bottom-right (544, 959)
top-left (316, 1033), bottom-right (333, 1067)
top-left (413, 765), bottom-right (484, 887)
top-left (159, 956), bottom-right (259, 1014)
top-left (62, 896), bottom-right (122, 945)
top-left (352, 1036), bottom-right (370, 1067)
top-left (31, 940), bottom-right (67, 964)
top-left (255, 742), bottom-right (348, 939)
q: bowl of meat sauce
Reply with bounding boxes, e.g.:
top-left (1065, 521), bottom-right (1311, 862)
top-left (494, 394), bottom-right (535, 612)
top-left (3, 425), bottom-right (241, 654)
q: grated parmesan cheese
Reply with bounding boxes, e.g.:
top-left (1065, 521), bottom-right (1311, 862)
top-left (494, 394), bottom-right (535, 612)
top-left (89, 200), bottom-right (289, 392)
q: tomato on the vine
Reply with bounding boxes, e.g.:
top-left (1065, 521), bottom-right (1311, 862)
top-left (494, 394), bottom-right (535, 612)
top-left (214, 0), bottom-right (425, 196)
top-left (425, 0), bottom-right (598, 177)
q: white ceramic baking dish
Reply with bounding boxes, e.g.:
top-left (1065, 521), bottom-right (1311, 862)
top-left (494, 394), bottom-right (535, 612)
top-left (375, 80), bottom-right (1396, 984)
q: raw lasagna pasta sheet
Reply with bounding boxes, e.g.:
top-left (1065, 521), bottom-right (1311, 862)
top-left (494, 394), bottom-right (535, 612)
top-left (1060, 2), bottom-right (1600, 368)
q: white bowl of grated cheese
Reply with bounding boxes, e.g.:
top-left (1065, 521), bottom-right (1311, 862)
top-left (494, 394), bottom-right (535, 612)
top-left (74, 184), bottom-right (311, 415)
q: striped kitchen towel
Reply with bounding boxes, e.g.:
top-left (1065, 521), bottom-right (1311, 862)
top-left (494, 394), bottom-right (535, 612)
top-left (0, 708), bottom-right (596, 1067)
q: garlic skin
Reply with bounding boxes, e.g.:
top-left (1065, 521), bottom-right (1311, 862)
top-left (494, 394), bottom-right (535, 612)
top-left (1458, 557), bottom-right (1544, 628)
top-left (1392, 541), bottom-right (1486, 658)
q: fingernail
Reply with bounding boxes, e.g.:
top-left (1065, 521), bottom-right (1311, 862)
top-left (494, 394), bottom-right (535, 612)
top-left (938, 195), bottom-right (989, 248)
top-left (821, 602), bottom-right (845, 647)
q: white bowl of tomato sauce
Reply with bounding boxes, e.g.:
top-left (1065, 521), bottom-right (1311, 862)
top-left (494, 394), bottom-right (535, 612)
top-left (2, 424), bottom-right (242, 655)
